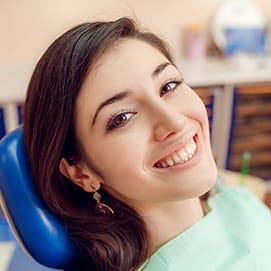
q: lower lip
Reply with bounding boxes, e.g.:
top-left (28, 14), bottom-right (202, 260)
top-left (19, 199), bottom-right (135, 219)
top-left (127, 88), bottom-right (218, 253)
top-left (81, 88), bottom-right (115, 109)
top-left (154, 135), bottom-right (202, 171)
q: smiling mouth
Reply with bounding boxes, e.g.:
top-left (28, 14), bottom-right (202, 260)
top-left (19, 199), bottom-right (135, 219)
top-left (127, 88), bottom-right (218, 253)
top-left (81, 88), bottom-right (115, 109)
top-left (154, 137), bottom-right (197, 168)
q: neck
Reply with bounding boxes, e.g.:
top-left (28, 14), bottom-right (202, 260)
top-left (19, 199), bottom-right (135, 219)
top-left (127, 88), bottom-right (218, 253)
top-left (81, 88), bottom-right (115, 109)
top-left (140, 198), bottom-right (204, 252)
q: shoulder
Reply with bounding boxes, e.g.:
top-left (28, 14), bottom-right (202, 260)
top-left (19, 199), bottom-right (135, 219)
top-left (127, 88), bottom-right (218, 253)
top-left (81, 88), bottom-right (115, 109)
top-left (206, 185), bottom-right (271, 270)
top-left (208, 184), bottom-right (271, 232)
top-left (209, 184), bottom-right (268, 210)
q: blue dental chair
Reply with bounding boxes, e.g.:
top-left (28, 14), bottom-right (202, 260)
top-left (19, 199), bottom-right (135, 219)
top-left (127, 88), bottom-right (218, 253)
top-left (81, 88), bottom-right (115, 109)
top-left (0, 126), bottom-right (78, 270)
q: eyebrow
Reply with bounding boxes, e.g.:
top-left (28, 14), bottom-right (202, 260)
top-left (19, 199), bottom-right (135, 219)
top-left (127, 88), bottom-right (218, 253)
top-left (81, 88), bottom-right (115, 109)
top-left (152, 62), bottom-right (171, 78)
top-left (92, 90), bottom-right (132, 125)
top-left (91, 61), bottom-right (171, 126)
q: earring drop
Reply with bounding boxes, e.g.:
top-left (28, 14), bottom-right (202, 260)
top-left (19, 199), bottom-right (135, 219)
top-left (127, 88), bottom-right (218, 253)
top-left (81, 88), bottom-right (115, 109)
top-left (91, 184), bottom-right (114, 217)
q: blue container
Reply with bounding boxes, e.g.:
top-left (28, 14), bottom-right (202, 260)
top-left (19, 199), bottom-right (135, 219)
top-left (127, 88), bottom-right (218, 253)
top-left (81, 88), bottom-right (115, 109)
top-left (225, 27), bottom-right (266, 55)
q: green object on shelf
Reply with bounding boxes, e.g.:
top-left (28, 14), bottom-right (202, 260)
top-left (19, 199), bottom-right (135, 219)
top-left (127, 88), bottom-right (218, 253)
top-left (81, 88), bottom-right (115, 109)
top-left (240, 151), bottom-right (251, 185)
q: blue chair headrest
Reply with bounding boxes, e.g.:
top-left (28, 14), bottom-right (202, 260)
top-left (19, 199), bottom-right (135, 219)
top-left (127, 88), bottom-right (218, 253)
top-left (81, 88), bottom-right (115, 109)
top-left (0, 126), bottom-right (78, 269)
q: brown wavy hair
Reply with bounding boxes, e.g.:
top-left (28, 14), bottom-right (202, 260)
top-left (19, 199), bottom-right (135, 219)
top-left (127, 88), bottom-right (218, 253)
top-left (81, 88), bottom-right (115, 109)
top-left (23, 17), bottom-right (173, 271)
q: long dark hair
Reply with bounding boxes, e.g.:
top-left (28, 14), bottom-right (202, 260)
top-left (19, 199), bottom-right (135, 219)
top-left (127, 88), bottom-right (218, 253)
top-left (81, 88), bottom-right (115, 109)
top-left (23, 17), bottom-right (173, 271)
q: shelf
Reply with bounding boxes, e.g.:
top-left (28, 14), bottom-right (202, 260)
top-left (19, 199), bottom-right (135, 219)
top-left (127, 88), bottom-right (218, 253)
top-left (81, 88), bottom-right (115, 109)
top-left (227, 83), bottom-right (271, 179)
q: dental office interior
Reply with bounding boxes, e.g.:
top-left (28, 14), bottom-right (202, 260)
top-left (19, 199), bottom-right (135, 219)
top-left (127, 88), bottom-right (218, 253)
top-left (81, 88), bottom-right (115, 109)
top-left (0, 0), bottom-right (271, 270)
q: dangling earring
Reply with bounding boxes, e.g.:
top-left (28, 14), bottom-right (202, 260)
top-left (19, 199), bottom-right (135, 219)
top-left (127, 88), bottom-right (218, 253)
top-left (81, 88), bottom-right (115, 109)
top-left (91, 184), bottom-right (114, 217)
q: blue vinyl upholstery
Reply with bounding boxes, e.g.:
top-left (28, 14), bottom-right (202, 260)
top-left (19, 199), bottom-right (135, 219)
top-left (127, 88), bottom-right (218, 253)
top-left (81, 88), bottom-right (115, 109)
top-left (0, 126), bottom-right (77, 269)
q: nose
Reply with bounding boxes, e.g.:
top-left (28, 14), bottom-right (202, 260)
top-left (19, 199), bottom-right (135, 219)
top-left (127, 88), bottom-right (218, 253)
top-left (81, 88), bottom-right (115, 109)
top-left (152, 102), bottom-right (187, 141)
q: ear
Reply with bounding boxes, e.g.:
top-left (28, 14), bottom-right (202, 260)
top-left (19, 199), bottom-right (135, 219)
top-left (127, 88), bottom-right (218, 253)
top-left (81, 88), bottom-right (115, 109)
top-left (59, 158), bottom-right (101, 192)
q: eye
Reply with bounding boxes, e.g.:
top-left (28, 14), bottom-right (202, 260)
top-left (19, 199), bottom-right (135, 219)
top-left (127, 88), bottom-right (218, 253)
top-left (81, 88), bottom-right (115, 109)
top-left (106, 111), bottom-right (136, 131)
top-left (160, 80), bottom-right (182, 97)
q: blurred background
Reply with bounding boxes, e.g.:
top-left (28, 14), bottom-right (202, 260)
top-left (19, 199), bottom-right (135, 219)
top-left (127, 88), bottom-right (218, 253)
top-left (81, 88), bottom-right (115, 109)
top-left (0, 0), bottom-right (271, 270)
top-left (0, 0), bottom-right (270, 62)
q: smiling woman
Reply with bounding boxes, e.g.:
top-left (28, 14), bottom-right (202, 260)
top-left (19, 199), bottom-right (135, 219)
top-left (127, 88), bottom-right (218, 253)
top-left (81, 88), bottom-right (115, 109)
top-left (23, 17), bottom-right (271, 271)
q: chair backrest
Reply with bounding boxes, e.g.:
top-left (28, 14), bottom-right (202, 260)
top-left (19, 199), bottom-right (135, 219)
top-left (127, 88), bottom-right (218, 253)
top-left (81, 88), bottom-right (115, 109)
top-left (0, 126), bottom-right (77, 269)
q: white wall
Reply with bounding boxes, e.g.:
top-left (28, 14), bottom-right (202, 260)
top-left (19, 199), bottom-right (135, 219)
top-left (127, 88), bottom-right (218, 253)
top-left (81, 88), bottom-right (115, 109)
top-left (1, 0), bottom-right (270, 63)
top-left (0, 0), bottom-right (271, 64)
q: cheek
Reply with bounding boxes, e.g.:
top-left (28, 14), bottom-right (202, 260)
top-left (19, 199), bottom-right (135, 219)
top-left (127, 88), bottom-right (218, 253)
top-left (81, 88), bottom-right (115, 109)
top-left (174, 88), bottom-right (209, 128)
top-left (188, 90), bottom-right (210, 130)
top-left (196, 99), bottom-right (210, 131)
top-left (89, 132), bottom-right (148, 185)
top-left (96, 144), bottom-right (149, 199)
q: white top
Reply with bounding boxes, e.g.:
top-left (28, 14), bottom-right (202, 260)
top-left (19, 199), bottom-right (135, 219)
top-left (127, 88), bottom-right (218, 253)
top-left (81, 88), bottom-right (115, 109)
top-left (139, 185), bottom-right (271, 271)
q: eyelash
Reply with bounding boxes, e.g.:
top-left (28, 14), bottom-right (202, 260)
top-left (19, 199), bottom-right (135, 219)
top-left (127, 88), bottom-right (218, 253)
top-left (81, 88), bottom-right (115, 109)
top-left (105, 79), bottom-right (182, 131)
top-left (160, 79), bottom-right (182, 97)
top-left (106, 110), bottom-right (137, 131)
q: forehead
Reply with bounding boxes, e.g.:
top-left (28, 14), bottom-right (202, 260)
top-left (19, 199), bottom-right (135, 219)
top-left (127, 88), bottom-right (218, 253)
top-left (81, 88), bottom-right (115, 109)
top-left (79, 38), bottom-right (169, 96)
top-left (77, 39), bottom-right (169, 105)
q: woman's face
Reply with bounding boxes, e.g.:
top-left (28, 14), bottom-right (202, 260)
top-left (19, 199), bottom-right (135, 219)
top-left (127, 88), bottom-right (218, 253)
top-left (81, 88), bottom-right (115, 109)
top-left (74, 39), bottom-right (217, 209)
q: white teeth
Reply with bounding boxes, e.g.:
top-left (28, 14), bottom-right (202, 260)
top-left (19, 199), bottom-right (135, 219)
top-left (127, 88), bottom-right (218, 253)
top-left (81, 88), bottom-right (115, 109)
top-left (185, 146), bottom-right (194, 159)
top-left (155, 139), bottom-right (197, 168)
top-left (172, 153), bottom-right (181, 164)
top-left (165, 157), bottom-right (174, 167)
top-left (191, 141), bottom-right (196, 152)
top-left (179, 150), bottom-right (188, 161)
top-left (185, 145), bottom-right (194, 156)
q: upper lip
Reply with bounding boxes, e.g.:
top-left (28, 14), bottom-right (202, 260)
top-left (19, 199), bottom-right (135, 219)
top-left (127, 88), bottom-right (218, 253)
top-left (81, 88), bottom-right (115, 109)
top-left (152, 132), bottom-right (197, 166)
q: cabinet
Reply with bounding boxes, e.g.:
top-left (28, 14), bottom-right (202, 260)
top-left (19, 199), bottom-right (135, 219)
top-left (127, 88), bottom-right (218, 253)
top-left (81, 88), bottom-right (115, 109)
top-left (194, 83), bottom-right (271, 180)
top-left (227, 84), bottom-right (271, 179)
